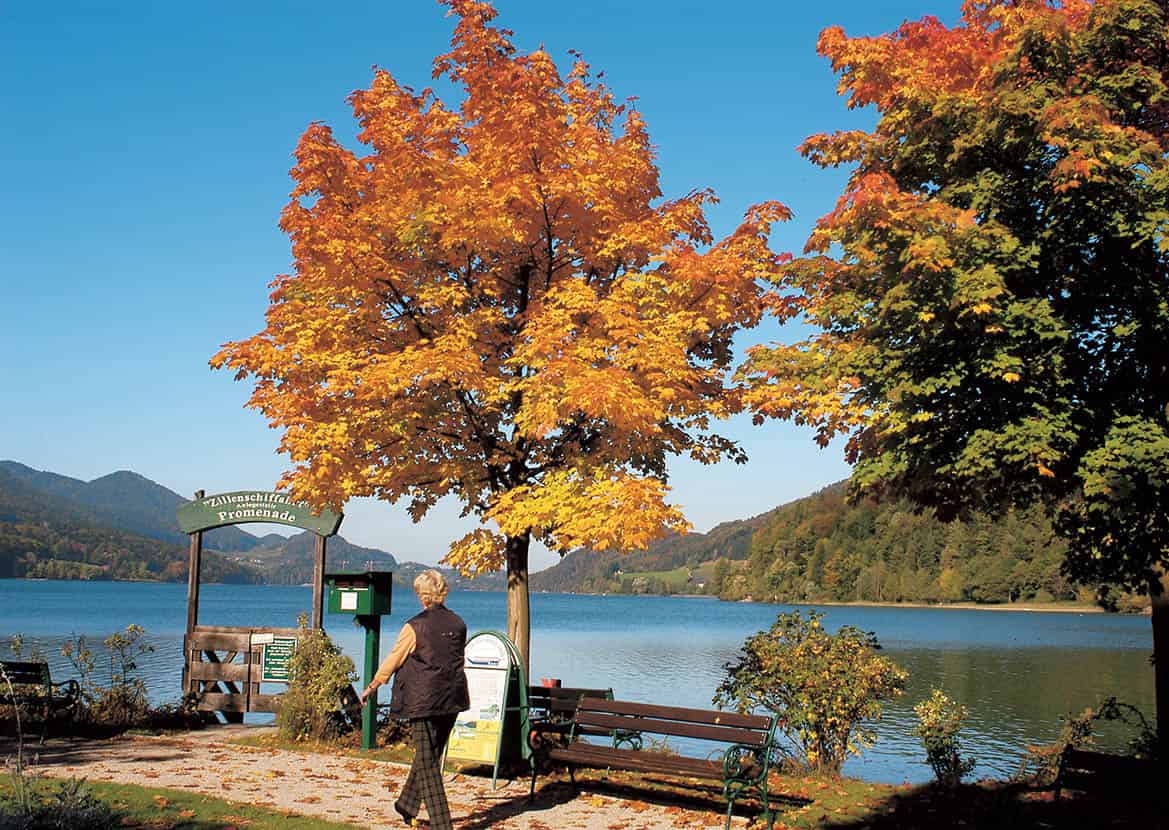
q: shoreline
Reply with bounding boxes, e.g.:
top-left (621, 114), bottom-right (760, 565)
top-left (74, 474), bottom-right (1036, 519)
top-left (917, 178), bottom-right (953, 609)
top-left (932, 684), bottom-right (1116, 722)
top-left (3, 579), bottom-right (1128, 614)
top-left (783, 598), bottom-right (1109, 614)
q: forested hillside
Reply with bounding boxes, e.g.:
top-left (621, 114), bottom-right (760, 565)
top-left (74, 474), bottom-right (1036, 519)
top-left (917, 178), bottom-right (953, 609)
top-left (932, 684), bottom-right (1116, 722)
top-left (0, 461), bottom-right (509, 589)
top-left (0, 468), bottom-right (261, 582)
top-left (530, 481), bottom-right (1132, 609)
top-left (531, 513), bottom-right (768, 594)
top-left (0, 461), bottom-right (260, 551)
top-left (716, 484), bottom-right (1098, 606)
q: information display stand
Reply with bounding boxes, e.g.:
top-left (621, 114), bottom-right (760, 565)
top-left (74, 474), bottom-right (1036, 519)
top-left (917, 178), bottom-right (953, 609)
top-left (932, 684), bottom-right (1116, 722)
top-left (446, 631), bottom-right (530, 789)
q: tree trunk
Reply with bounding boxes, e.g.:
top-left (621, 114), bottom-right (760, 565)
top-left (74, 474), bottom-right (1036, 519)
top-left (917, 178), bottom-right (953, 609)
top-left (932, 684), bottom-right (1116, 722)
top-left (1150, 575), bottom-right (1169, 753)
top-left (505, 532), bottom-right (531, 684)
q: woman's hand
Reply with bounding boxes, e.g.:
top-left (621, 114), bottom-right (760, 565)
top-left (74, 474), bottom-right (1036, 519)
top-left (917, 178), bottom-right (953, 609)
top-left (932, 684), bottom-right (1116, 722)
top-left (359, 685), bottom-right (375, 706)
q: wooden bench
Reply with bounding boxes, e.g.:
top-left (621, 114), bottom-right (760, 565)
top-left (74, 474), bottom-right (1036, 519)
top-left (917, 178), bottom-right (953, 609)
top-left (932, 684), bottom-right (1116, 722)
top-left (1055, 748), bottom-right (1162, 801)
top-left (0, 660), bottom-right (81, 742)
top-left (537, 697), bottom-right (777, 830)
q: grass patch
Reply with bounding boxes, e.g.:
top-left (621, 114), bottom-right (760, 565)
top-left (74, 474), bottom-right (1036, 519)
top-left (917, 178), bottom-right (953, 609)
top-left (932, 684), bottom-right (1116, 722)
top-left (618, 565), bottom-right (698, 592)
top-left (0, 776), bottom-right (363, 830)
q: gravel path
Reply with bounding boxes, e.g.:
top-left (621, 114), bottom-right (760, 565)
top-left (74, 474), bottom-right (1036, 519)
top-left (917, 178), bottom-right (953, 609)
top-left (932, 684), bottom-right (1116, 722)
top-left (10, 726), bottom-right (747, 829)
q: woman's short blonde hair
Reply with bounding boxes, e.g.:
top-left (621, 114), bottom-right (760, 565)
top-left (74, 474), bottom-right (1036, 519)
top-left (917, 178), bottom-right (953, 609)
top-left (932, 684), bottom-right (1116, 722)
top-left (414, 569), bottom-right (449, 607)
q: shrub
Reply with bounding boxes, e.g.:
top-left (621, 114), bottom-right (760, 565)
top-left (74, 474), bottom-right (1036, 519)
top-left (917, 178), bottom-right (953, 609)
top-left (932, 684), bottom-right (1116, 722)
top-left (714, 610), bottom-right (907, 775)
top-left (61, 625), bottom-right (154, 730)
top-left (914, 689), bottom-right (975, 786)
top-left (0, 776), bottom-right (119, 830)
top-left (276, 616), bottom-right (357, 742)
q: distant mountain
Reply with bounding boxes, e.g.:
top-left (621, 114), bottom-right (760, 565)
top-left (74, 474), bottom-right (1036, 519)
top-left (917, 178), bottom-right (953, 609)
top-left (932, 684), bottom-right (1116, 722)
top-left (0, 461), bottom-right (517, 590)
top-left (0, 466), bottom-right (261, 583)
top-left (0, 461), bottom-right (259, 551)
top-left (531, 512), bottom-right (770, 594)
top-left (222, 530), bottom-right (398, 585)
top-left (394, 560), bottom-right (506, 593)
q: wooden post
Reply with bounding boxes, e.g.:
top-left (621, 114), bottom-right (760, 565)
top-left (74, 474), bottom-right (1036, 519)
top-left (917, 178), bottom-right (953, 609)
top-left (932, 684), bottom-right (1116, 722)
top-left (183, 490), bottom-right (205, 702)
top-left (311, 534), bottom-right (327, 630)
top-left (185, 490), bottom-right (205, 635)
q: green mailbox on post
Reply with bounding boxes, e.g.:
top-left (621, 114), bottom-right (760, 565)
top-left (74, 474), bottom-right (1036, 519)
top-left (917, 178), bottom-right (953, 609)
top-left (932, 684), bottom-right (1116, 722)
top-left (325, 570), bottom-right (392, 751)
top-left (327, 571), bottom-right (393, 616)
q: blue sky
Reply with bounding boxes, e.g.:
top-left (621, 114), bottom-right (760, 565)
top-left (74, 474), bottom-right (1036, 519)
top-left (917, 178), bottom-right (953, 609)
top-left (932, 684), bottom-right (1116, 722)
top-left (1, 0), bottom-right (949, 569)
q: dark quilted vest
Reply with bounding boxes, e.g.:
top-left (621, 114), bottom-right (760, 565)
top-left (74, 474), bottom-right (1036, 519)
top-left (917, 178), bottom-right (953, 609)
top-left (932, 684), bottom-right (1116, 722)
top-left (389, 604), bottom-right (470, 719)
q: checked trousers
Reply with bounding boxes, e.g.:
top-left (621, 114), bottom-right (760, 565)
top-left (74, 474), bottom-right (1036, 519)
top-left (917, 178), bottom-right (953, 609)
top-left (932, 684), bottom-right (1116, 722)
top-left (397, 714), bottom-right (457, 830)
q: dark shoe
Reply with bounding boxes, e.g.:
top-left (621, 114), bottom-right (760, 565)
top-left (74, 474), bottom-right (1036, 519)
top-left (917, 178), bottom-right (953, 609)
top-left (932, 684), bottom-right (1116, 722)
top-left (394, 801), bottom-right (417, 826)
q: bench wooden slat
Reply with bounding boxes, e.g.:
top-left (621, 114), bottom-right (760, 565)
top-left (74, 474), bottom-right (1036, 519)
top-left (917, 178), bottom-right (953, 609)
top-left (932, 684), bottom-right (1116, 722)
top-left (528, 686), bottom-right (612, 715)
top-left (576, 697), bottom-right (771, 731)
top-left (576, 711), bottom-right (770, 747)
top-left (549, 743), bottom-right (724, 779)
top-left (0, 662), bottom-right (50, 687)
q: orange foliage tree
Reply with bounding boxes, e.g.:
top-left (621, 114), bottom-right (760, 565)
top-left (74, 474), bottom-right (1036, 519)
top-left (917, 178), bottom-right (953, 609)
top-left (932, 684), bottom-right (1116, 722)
top-left (213, 0), bottom-right (788, 669)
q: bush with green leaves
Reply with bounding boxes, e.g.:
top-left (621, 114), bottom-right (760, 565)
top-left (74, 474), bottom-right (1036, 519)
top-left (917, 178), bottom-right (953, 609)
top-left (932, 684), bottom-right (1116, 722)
top-left (714, 610), bottom-right (907, 775)
top-left (914, 689), bottom-right (975, 786)
top-left (276, 616), bottom-right (357, 742)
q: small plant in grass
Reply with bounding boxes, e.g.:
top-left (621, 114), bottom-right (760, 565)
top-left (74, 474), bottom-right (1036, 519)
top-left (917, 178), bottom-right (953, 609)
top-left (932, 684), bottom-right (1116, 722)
top-left (277, 615), bottom-right (357, 742)
top-left (914, 689), bottom-right (975, 786)
top-left (714, 610), bottom-right (907, 776)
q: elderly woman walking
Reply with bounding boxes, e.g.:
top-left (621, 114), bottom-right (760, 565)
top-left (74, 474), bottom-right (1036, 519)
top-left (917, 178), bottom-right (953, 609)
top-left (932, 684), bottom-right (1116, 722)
top-left (360, 570), bottom-right (469, 829)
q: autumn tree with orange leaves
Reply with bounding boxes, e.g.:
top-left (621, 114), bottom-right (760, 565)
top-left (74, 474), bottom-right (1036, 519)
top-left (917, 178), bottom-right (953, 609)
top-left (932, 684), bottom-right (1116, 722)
top-left (743, 0), bottom-right (1169, 742)
top-left (214, 0), bottom-right (787, 670)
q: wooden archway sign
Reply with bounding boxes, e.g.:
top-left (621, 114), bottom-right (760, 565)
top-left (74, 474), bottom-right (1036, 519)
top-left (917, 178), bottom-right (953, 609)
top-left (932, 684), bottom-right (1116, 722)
top-left (177, 490), bottom-right (343, 721)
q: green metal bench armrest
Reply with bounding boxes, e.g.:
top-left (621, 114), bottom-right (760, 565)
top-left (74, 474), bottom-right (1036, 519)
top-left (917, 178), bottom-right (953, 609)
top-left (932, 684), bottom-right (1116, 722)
top-left (721, 743), bottom-right (769, 783)
top-left (50, 679), bottom-right (81, 704)
top-left (612, 729), bottom-right (642, 750)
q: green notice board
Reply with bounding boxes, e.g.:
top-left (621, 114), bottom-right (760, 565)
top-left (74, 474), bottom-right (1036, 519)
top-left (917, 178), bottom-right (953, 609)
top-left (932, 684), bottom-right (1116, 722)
top-left (260, 636), bottom-right (298, 683)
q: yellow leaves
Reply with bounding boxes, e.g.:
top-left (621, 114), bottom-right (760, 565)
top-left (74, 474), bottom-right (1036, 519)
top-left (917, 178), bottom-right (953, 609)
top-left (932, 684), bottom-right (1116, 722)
top-left (485, 469), bottom-right (691, 553)
top-left (444, 529), bottom-right (508, 576)
top-left (971, 302), bottom-right (993, 315)
top-left (1037, 462), bottom-right (1056, 478)
top-left (918, 311), bottom-right (935, 322)
top-left (1002, 371), bottom-right (1021, 383)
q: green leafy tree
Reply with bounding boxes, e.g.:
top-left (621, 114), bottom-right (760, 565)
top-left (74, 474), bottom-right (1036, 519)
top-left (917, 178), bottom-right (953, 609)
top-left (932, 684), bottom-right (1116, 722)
top-left (744, 0), bottom-right (1169, 740)
top-left (714, 610), bottom-right (907, 775)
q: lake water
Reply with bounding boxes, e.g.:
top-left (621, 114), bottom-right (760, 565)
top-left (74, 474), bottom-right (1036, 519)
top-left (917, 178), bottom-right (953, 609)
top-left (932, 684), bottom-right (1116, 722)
top-left (0, 580), bottom-right (1154, 784)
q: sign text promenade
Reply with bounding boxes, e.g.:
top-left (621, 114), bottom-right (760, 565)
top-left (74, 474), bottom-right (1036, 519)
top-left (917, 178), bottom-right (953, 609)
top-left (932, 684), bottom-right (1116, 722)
top-left (177, 490), bottom-right (342, 537)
